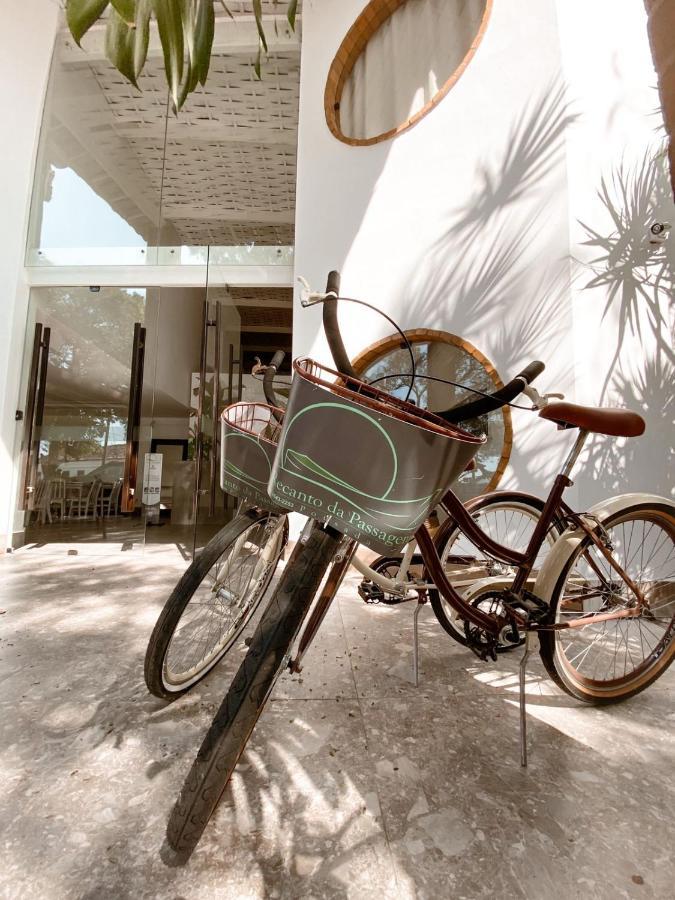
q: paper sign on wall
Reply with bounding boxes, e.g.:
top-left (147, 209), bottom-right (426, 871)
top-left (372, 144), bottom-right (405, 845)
top-left (142, 453), bottom-right (163, 506)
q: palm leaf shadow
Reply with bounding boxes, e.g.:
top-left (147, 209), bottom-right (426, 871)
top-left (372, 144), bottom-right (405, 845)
top-left (577, 148), bottom-right (674, 400)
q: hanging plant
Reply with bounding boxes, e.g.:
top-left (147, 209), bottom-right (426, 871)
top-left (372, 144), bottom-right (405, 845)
top-left (65, 1), bottom-right (298, 111)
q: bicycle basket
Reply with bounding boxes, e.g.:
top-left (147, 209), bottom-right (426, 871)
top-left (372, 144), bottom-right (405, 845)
top-left (268, 359), bottom-right (484, 554)
top-left (221, 403), bottom-right (285, 511)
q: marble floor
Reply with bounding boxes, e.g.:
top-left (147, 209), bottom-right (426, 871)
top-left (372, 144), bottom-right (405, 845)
top-left (0, 545), bottom-right (673, 899)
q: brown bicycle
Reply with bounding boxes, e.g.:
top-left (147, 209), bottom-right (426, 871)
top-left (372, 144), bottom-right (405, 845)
top-left (164, 273), bottom-right (674, 857)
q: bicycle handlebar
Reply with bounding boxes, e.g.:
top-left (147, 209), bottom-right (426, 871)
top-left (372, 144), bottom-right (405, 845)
top-left (308, 270), bottom-right (545, 423)
top-left (436, 361), bottom-right (546, 424)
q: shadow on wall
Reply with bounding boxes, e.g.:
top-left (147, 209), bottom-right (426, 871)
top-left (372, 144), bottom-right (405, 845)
top-left (577, 147), bottom-right (675, 400)
top-left (576, 144), bottom-right (674, 500)
top-left (401, 83), bottom-right (576, 375)
top-left (382, 85), bottom-right (578, 492)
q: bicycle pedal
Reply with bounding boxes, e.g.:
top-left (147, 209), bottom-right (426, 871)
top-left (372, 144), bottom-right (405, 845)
top-left (358, 581), bottom-right (383, 604)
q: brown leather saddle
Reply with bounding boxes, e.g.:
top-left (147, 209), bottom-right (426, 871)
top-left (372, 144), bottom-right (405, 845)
top-left (539, 401), bottom-right (645, 437)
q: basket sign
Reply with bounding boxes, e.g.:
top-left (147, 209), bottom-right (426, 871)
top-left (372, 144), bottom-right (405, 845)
top-left (268, 361), bottom-right (482, 554)
top-left (220, 403), bottom-right (285, 513)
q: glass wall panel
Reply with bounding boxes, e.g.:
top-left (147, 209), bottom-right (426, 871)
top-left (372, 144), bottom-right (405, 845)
top-left (27, 15), bottom-right (299, 268)
top-left (17, 286), bottom-right (157, 552)
top-left (26, 30), bottom-right (165, 266)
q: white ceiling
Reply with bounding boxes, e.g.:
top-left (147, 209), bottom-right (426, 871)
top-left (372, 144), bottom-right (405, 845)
top-left (51, 3), bottom-right (301, 247)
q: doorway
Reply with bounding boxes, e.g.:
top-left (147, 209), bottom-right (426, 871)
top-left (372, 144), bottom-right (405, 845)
top-left (16, 283), bottom-right (292, 557)
top-left (16, 286), bottom-right (155, 553)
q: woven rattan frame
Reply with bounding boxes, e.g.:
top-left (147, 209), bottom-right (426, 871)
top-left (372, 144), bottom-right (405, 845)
top-left (351, 329), bottom-right (513, 492)
top-left (324, 0), bottom-right (493, 146)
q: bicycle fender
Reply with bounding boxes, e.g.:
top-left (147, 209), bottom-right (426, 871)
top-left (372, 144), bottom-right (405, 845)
top-left (533, 493), bottom-right (675, 605)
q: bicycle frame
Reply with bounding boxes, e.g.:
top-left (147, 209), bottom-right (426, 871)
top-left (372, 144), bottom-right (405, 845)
top-left (292, 429), bottom-right (648, 670)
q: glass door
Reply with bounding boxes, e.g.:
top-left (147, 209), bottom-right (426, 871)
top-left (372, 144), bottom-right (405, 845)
top-left (17, 286), bottom-right (156, 553)
top-left (190, 262), bottom-right (242, 554)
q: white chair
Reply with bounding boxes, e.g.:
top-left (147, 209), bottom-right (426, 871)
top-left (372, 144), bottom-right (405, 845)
top-left (99, 479), bottom-right (122, 517)
top-left (47, 479), bottom-right (66, 522)
top-left (69, 479), bottom-right (102, 519)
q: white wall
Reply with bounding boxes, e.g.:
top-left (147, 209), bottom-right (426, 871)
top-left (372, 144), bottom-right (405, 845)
top-left (556, 0), bottom-right (674, 502)
top-left (0, 1), bottom-right (59, 548)
top-left (294, 0), bottom-right (673, 508)
top-left (144, 287), bottom-right (205, 416)
top-left (294, 0), bottom-right (576, 504)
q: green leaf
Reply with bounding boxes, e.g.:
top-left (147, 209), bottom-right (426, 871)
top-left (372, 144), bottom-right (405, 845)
top-left (253, 43), bottom-right (262, 80)
top-left (110, 0), bottom-right (135, 23)
top-left (66, 0), bottom-right (110, 46)
top-left (105, 6), bottom-right (138, 87)
top-left (181, 0), bottom-right (196, 64)
top-left (252, 0), bottom-right (268, 53)
top-left (193, 0), bottom-right (215, 86)
top-left (287, 0), bottom-right (298, 30)
top-left (133, 0), bottom-right (151, 78)
top-left (152, 0), bottom-right (185, 108)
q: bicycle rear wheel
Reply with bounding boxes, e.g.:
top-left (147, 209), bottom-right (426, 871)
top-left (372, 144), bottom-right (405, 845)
top-left (540, 503), bottom-right (675, 703)
top-left (166, 521), bottom-right (341, 857)
top-left (430, 493), bottom-right (558, 645)
top-left (145, 509), bottom-right (288, 700)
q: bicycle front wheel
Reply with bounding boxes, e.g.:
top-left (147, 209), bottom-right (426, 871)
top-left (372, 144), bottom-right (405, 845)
top-left (144, 509), bottom-right (288, 700)
top-left (540, 503), bottom-right (675, 703)
top-left (430, 493), bottom-right (559, 645)
top-left (166, 521), bottom-right (341, 857)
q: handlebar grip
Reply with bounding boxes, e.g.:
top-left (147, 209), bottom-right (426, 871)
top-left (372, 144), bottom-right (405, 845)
top-left (322, 270), bottom-right (358, 379)
top-left (517, 360), bottom-right (545, 384)
top-left (326, 270), bottom-right (341, 296)
top-left (263, 351), bottom-right (285, 410)
top-left (270, 350), bottom-right (285, 370)
top-left (437, 360), bottom-right (546, 424)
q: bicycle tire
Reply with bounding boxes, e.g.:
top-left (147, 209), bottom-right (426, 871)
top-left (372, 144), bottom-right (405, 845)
top-left (539, 502), bottom-right (675, 703)
top-left (166, 521), bottom-right (341, 857)
top-left (144, 508), bottom-right (288, 701)
top-left (429, 492), bottom-right (559, 645)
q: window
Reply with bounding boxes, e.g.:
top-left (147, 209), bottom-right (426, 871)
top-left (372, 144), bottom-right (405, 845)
top-left (325, 0), bottom-right (492, 145)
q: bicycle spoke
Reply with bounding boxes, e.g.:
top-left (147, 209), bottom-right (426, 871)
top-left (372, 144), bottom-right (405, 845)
top-left (554, 510), bottom-right (674, 688)
top-left (164, 518), bottom-right (283, 682)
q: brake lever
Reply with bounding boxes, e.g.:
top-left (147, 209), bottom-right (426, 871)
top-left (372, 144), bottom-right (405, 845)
top-left (298, 275), bottom-right (338, 308)
top-left (522, 385), bottom-right (565, 409)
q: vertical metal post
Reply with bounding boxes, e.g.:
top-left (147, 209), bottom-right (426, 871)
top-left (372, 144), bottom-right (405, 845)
top-left (236, 351), bottom-right (243, 402)
top-left (519, 631), bottom-right (532, 767)
top-left (227, 343), bottom-right (234, 406)
top-left (18, 324), bottom-right (43, 510)
top-left (192, 298), bottom-right (209, 551)
top-left (412, 600), bottom-right (423, 687)
top-left (122, 323), bottom-right (146, 513)
top-left (209, 303), bottom-right (221, 517)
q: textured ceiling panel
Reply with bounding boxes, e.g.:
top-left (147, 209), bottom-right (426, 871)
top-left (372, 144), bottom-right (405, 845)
top-left (55, 5), bottom-right (301, 247)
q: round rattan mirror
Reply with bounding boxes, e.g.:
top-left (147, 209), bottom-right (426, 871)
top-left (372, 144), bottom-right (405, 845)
top-left (352, 329), bottom-right (512, 502)
top-left (325, 0), bottom-right (492, 146)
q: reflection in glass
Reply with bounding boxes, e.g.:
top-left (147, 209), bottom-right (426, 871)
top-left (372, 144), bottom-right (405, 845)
top-left (20, 287), bottom-right (151, 548)
top-left (360, 339), bottom-right (507, 501)
top-left (27, 13), bottom-right (300, 265)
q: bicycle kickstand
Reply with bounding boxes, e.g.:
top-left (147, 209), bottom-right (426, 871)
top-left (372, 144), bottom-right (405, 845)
top-left (412, 596), bottom-right (426, 688)
top-left (519, 631), bottom-right (532, 767)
